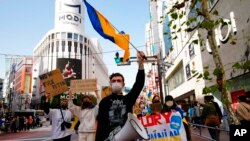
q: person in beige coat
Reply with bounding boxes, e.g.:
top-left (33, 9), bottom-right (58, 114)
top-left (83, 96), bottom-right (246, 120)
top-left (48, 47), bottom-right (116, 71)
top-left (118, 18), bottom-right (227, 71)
top-left (68, 90), bottom-right (100, 141)
top-left (236, 95), bottom-right (250, 126)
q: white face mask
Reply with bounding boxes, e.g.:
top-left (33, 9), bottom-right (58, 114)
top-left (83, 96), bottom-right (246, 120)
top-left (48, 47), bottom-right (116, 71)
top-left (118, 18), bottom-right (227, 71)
top-left (111, 82), bottom-right (123, 94)
top-left (165, 101), bottom-right (174, 107)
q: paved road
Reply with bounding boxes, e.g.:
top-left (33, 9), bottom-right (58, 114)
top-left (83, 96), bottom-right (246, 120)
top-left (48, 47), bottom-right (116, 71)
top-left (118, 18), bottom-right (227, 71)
top-left (1, 125), bottom-right (230, 141)
top-left (0, 126), bottom-right (78, 141)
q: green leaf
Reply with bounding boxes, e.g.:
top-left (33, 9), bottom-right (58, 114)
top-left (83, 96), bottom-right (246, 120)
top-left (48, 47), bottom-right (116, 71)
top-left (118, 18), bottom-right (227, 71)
top-left (213, 68), bottom-right (222, 76)
top-left (212, 10), bottom-right (219, 16)
top-left (203, 70), bottom-right (210, 80)
top-left (171, 12), bottom-right (178, 20)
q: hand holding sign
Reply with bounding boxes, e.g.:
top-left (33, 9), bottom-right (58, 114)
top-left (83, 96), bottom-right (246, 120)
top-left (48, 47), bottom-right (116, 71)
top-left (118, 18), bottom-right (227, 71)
top-left (39, 69), bottom-right (68, 97)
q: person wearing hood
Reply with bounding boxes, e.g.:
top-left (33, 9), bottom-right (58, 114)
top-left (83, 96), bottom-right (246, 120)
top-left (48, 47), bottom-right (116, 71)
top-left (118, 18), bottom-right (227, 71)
top-left (95, 51), bottom-right (145, 141)
top-left (162, 95), bottom-right (191, 141)
top-left (44, 93), bottom-right (73, 141)
top-left (68, 90), bottom-right (100, 141)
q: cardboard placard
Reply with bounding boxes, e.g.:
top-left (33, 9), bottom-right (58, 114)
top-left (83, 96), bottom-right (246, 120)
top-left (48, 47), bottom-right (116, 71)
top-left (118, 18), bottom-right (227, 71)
top-left (101, 86), bottom-right (112, 98)
top-left (39, 69), bottom-right (68, 97)
top-left (70, 79), bottom-right (97, 94)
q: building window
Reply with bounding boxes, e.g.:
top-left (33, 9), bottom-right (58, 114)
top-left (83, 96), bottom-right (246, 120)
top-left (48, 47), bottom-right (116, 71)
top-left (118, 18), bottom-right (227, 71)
top-left (61, 32), bottom-right (66, 39)
top-left (80, 43), bottom-right (83, 54)
top-left (79, 35), bottom-right (83, 41)
top-left (26, 59), bottom-right (32, 65)
top-left (26, 67), bottom-right (32, 73)
top-left (74, 33), bottom-right (78, 40)
top-left (56, 32), bottom-right (60, 39)
top-left (168, 65), bottom-right (184, 91)
top-left (51, 33), bottom-right (54, 39)
top-left (208, 0), bottom-right (218, 10)
top-left (67, 33), bottom-right (72, 39)
top-left (186, 64), bottom-right (191, 79)
top-left (74, 42), bottom-right (78, 53)
top-left (84, 37), bottom-right (87, 43)
top-left (188, 1), bottom-right (203, 29)
top-left (189, 42), bottom-right (195, 58)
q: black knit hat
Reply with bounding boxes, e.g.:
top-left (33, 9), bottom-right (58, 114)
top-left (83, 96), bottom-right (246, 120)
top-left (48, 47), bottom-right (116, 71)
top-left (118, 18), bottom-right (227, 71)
top-left (165, 95), bottom-right (174, 102)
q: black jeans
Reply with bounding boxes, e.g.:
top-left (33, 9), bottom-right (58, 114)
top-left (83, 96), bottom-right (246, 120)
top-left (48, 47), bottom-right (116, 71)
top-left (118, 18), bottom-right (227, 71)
top-left (53, 135), bottom-right (71, 141)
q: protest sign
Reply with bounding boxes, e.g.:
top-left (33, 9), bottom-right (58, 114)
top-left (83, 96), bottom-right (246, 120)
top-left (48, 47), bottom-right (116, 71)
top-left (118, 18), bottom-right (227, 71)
top-left (39, 69), bottom-right (68, 97)
top-left (101, 86), bottom-right (112, 98)
top-left (70, 79), bottom-right (97, 94)
top-left (138, 111), bottom-right (187, 141)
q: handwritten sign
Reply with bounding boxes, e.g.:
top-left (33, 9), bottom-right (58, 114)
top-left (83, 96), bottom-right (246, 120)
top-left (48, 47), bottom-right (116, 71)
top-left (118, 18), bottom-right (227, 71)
top-left (39, 69), bottom-right (68, 97)
top-left (101, 86), bottom-right (112, 98)
top-left (70, 79), bottom-right (97, 94)
top-left (138, 112), bottom-right (187, 141)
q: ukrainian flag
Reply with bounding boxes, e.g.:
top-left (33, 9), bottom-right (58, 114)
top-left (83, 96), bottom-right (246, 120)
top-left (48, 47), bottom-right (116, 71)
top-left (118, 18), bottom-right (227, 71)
top-left (84, 0), bottom-right (130, 62)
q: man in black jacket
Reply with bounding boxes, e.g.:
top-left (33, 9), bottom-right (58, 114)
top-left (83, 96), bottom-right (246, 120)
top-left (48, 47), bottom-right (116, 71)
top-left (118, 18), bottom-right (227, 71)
top-left (95, 51), bottom-right (145, 141)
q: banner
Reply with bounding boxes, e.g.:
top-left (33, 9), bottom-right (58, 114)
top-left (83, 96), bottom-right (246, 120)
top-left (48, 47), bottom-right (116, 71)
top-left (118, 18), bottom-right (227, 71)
top-left (70, 79), bottom-right (97, 94)
top-left (39, 69), bottom-right (68, 97)
top-left (138, 111), bottom-right (187, 141)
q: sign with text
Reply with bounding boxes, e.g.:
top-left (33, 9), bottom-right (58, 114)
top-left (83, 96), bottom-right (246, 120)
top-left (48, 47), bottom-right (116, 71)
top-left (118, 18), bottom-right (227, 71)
top-left (138, 111), bottom-right (187, 141)
top-left (230, 125), bottom-right (250, 140)
top-left (101, 86), bottom-right (112, 98)
top-left (70, 79), bottom-right (97, 94)
top-left (39, 69), bottom-right (68, 97)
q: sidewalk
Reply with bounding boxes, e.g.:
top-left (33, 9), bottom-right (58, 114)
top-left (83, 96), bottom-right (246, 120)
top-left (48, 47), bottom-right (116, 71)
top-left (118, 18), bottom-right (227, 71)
top-left (190, 127), bottom-right (230, 141)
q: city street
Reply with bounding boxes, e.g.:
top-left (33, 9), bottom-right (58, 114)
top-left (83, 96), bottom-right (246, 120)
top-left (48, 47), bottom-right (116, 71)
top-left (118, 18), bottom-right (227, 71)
top-left (0, 125), bottom-right (78, 141)
top-left (0, 124), bottom-right (230, 141)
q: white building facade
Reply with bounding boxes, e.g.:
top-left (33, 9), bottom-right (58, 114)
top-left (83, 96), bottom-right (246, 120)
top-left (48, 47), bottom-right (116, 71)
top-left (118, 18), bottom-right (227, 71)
top-left (32, 0), bottom-right (109, 105)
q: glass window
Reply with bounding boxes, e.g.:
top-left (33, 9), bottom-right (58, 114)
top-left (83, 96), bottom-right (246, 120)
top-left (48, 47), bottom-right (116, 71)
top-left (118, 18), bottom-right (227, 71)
top-left (187, 1), bottom-right (203, 29)
top-left (61, 32), bottom-right (66, 39)
top-left (68, 41), bottom-right (72, 47)
top-left (84, 37), bottom-right (87, 43)
top-left (80, 43), bottom-right (83, 54)
top-left (26, 59), bottom-right (32, 65)
top-left (189, 42), bottom-right (195, 58)
top-left (51, 33), bottom-right (54, 39)
top-left (24, 75), bottom-right (31, 93)
top-left (79, 35), bottom-right (83, 41)
top-left (26, 67), bottom-right (32, 73)
top-left (56, 32), bottom-right (60, 39)
top-left (208, 0), bottom-right (218, 10)
top-left (74, 34), bottom-right (78, 40)
top-left (67, 33), bottom-right (72, 39)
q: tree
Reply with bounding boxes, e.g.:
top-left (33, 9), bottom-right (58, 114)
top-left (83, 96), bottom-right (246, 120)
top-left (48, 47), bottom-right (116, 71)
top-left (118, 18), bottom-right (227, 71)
top-left (166, 0), bottom-right (240, 125)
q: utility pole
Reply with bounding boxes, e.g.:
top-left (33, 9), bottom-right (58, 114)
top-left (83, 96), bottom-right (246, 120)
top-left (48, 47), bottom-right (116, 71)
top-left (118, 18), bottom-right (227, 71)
top-left (156, 55), bottom-right (164, 105)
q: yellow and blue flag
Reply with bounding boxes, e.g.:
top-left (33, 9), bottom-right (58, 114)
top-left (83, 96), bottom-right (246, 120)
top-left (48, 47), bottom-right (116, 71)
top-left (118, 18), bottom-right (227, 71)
top-left (84, 0), bottom-right (130, 62)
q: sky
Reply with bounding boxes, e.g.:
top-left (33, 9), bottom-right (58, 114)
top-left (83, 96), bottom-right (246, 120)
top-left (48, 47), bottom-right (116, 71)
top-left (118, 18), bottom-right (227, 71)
top-left (0, 0), bottom-right (149, 88)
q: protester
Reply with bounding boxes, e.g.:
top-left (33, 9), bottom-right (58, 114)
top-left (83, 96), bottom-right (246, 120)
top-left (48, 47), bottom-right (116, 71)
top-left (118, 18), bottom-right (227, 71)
top-left (162, 95), bottom-right (190, 141)
top-left (44, 93), bottom-right (73, 141)
top-left (201, 95), bottom-right (220, 141)
top-left (95, 51), bottom-right (145, 141)
top-left (137, 101), bottom-right (148, 117)
top-left (236, 95), bottom-right (250, 126)
top-left (68, 90), bottom-right (100, 141)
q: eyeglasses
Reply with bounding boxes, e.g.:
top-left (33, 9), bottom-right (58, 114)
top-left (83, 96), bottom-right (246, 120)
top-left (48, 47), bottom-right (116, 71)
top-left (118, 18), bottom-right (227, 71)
top-left (111, 79), bottom-right (122, 83)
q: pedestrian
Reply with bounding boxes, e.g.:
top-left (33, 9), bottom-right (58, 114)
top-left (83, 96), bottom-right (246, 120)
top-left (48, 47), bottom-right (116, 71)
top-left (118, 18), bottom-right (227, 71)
top-left (193, 101), bottom-right (201, 129)
top-left (95, 51), bottom-right (145, 141)
top-left (44, 93), bottom-right (73, 141)
top-left (68, 89), bottom-right (100, 141)
top-left (201, 95), bottom-right (220, 141)
top-left (27, 116), bottom-right (33, 130)
top-left (236, 95), bottom-right (250, 126)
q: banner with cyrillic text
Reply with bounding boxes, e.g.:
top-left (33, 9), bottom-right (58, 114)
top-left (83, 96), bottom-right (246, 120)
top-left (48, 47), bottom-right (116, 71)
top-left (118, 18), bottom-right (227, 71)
top-left (138, 111), bottom-right (187, 141)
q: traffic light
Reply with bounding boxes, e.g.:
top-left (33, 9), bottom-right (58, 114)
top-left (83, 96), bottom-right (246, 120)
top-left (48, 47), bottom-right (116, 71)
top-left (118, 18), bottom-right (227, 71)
top-left (114, 52), bottom-right (131, 66)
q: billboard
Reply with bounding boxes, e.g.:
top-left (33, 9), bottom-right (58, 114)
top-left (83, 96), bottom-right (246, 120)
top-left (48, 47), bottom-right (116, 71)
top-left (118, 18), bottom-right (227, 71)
top-left (57, 58), bottom-right (82, 86)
